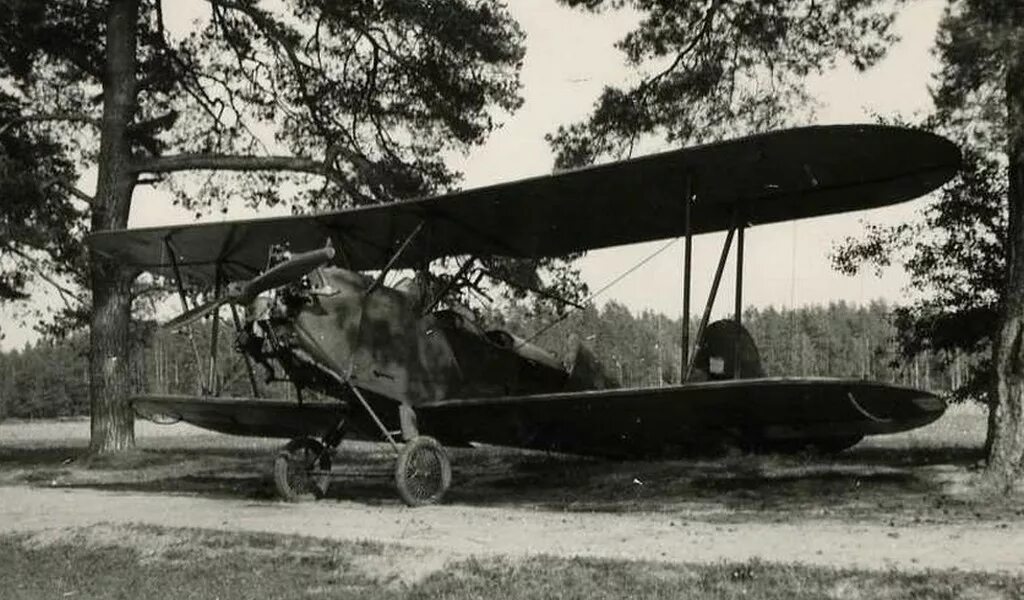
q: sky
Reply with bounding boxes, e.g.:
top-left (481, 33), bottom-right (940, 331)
top-left (0, 0), bottom-right (947, 350)
top-left (473, 0), bottom-right (945, 321)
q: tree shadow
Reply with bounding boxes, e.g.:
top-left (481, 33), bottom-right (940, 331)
top-left (2, 437), bottom-right (1010, 522)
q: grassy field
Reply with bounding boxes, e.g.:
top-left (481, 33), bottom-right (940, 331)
top-left (1, 403), bottom-right (1014, 524)
top-left (2, 523), bottom-right (1022, 600)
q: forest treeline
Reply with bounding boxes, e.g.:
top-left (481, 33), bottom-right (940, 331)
top-left (0, 300), bottom-right (977, 419)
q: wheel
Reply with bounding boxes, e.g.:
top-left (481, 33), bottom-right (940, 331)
top-left (394, 436), bottom-right (451, 507)
top-left (273, 437), bottom-right (332, 502)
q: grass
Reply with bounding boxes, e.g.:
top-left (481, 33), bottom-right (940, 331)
top-left (2, 524), bottom-right (1022, 600)
top-left (2, 404), bottom-right (1020, 523)
top-left (2, 526), bottom-right (389, 600)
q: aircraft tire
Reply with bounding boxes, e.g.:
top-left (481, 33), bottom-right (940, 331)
top-left (274, 437), bottom-right (332, 502)
top-left (395, 436), bottom-right (451, 507)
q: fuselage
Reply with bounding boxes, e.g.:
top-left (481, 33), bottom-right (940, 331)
top-left (230, 265), bottom-right (944, 455)
top-left (248, 266), bottom-right (577, 409)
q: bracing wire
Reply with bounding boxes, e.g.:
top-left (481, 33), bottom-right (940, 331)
top-left (525, 237), bottom-right (681, 344)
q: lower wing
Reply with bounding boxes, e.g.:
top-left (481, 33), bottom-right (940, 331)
top-left (417, 377), bottom-right (945, 456)
top-left (132, 395), bottom-right (346, 439)
top-left (131, 378), bottom-right (944, 456)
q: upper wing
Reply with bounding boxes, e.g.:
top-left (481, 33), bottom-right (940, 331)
top-left (416, 378), bottom-right (946, 456)
top-left (88, 124), bottom-right (959, 284)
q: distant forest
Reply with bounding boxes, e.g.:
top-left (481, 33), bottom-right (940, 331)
top-left (0, 300), bottom-right (976, 419)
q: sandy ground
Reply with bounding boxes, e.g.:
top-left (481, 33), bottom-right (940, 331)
top-left (1, 483), bottom-right (1022, 574)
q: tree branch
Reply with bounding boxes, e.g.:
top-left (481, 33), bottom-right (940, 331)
top-left (2, 245), bottom-right (86, 309)
top-left (136, 153), bottom-right (326, 175)
top-left (37, 175), bottom-right (95, 205)
top-left (131, 283), bottom-right (179, 302)
top-left (636, 0), bottom-right (721, 97)
top-left (62, 183), bottom-right (96, 205)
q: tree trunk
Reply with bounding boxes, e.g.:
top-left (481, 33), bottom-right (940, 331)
top-left (986, 51), bottom-right (1024, 489)
top-left (89, 0), bottom-right (139, 454)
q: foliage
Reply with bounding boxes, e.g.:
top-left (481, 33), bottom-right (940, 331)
top-left (488, 299), bottom-right (958, 391)
top-left (0, 0), bottom-right (527, 328)
top-left (832, 146), bottom-right (1006, 402)
top-left (0, 300), bottom-right (969, 419)
top-left (0, 90), bottom-right (85, 331)
top-left (0, 337), bottom-right (90, 420)
top-left (0, 0), bottom-right (531, 451)
top-left (0, 0), bottom-right (527, 201)
top-left (931, 0), bottom-right (1019, 153)
top-left (548, 0), bottom-right (902, 168)
top-left (831, 2), bottom-right (1021, 405)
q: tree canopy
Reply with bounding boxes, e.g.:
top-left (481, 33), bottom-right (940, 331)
top-left (548, 0), bottom-right (900, 167)
top-left (555, 0), bottom-right (1024, 488)
top-left (0, 89), bottom-right (85, 333)
top-left (0, 0), bottom-right (528, 451)
top-left (0, 299), bottom-right (961, 420)
top-left (834, 1), bottom-right (1017, 398)
top-left (833, 145), bottom-right (1006, 403)
top-left (829, 1), bottom-right (1024, 486)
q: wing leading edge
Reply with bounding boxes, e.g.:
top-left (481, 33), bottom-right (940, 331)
top-left (88, 124), bottom-right (959, 284)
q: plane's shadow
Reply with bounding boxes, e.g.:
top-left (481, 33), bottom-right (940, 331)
top-left (1, 440), bottom-right (996, 521)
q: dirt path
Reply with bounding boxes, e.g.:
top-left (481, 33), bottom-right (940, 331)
top-left (1, 484), bottom-right (1021, 573)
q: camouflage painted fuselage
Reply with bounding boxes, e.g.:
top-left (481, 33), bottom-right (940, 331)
top-left (262, 266), bottom-right (571, 405)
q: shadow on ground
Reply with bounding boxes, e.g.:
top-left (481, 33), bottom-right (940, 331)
top-left (3, 429), bottom-right (1017, 524)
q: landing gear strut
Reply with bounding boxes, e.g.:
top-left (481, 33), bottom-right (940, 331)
top-left (346, 382), bottom-right (454, 506)
top-left (272, 385), bottom-right (453, 506)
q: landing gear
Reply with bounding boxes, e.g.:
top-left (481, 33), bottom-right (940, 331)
top-left (273, 384), bottom-right (453, 506)
top-left (273, 437), bottom-right (332, 502)
top-left (395, 435), bottom-right (451, 507)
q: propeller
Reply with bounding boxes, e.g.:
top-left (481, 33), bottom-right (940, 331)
top-left (163, 246), bottom-right (336, 331)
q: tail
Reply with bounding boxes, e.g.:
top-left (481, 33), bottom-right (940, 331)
top-left (687, 319), bottom-right (765, 382)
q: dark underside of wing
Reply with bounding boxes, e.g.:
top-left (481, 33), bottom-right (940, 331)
top-left (132, 379), bottom-right (945, 457)
top-left (87, 125), bottom-right (960, 285)
top-left (416, 378), bottom-right (946, 457)
top-left (132, 395), bottom-right (347, 439)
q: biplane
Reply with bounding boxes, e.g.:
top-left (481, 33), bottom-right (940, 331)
top-left (87, 124), bottom-right (960, 506)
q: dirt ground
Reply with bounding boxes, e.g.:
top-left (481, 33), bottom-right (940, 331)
top-left (2, 483), bottom-right (1024, 574)
top-left (2, 405), bottom-right (1023, 575)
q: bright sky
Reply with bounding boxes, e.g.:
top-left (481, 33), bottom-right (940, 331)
top-left (483, 0), bottom-right (945, 321)
top-left (0, 0), bottom-right (946, 350)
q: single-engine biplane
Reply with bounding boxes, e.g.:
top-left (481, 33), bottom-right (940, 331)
top-left (87, 124), bottom-right (960, 506)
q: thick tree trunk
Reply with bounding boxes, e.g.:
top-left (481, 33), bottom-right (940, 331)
top-left (89, 0), bottom-right (139, 453)
top-left (986, 51), bottom-right (1024, 489)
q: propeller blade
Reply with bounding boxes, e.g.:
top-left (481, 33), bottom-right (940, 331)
top-left (240, 246), bottom-right (336, 301)
top-left (162, 297), bottom-right (229, 331)
top-left (162, 246), bottom-right (335, 331)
